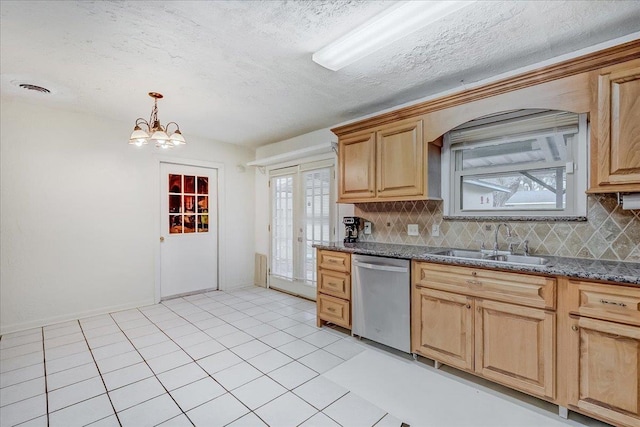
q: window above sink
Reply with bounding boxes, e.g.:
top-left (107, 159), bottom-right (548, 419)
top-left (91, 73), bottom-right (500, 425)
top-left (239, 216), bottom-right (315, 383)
top-left (443, 110), bottom-right (588, 219)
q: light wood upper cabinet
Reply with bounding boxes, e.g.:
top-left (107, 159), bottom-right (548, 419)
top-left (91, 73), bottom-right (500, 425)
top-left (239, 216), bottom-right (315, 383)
top-left (590, 59), bottom-right (640, 192)
top-left (337, 119), bottom-right (440, 203)
top-left (567, 316), bottom-right (640, 427)
top-left (376, 120), bottom-right (423, 198)
top-left (338, 132), bottom-right (376, 201)
top-left (475, 299), bottom-right (556, 399)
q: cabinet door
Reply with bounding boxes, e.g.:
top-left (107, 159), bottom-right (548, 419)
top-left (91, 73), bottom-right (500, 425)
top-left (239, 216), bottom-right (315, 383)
top-left (338, 132), bottom-right (375, 201)
top-left (567, 316), bottom-right (640, 427)
top-left (376, 120), bottom-right (424, 198)
top-left (475, 299), bottom-right (555, 399)
top-left (411, 287), bottom-right (474, 371)
top-left (592, 62), bottom-right (640, 190)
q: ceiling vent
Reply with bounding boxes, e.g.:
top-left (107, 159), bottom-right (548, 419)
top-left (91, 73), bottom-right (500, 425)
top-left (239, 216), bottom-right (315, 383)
top-left (18, 83), bottom-right (51, 94)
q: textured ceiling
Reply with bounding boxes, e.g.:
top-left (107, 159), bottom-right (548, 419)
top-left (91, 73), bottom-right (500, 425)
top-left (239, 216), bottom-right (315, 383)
top-left (1, 1), bottom-right (639, 147)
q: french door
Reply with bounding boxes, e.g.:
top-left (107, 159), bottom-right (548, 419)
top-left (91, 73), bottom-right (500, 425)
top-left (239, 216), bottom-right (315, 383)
top-left (270, 160), bottom-right (336, 300)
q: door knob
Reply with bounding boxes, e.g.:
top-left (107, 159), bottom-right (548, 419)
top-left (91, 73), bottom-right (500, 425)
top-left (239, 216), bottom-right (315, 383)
top-left (160, 236), bottom-right (165, 242)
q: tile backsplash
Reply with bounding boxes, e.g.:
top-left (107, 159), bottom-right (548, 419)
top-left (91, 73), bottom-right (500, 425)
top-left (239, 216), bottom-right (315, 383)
top-left (354, 194), bottom-right (640, 262)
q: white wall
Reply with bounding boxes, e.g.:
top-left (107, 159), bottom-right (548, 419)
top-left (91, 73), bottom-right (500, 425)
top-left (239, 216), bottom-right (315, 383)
top-left (254, 129), bottom-right (356, 258)
top-left (0, 98), bottom-right (255, 334)
top-left (254, 128), bottom-right (339, 257)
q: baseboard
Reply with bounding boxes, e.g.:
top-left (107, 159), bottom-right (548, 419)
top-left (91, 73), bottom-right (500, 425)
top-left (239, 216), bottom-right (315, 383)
top-left (0, 298), bottom-right (155, 336)
top-left (160, 287), bottom-right (218, 301)
top-left (2, 282), bottom-right (257, 335)
top-left (220, 282), bottom-right (254, 291)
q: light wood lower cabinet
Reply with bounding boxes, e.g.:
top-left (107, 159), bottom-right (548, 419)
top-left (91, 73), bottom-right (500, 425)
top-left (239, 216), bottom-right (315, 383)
top-left (412, 261), bottom-right (557, 401)
top-left (317, 249), bottom-right (351, 329)
top-left (475, 299), bottom-right (555, 399)
top-left (567, 316), bottom-right (640, 427)
top-left (317, 293), bottom-right (351, 329)
top-left (565, 279), bottom-right (640, 427)
top-left (412, 287), bottom-right (474, 371)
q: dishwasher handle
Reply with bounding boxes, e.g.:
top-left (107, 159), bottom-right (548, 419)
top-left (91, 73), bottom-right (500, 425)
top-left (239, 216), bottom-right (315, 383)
top-left (353, 260), bottom-right (408, 273)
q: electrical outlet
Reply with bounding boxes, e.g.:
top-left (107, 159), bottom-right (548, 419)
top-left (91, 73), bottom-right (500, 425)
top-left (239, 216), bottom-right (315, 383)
top-left (431, 224), bottom-right (440, 237)
top-left (364, 221), bottom-right (372, 235)
top-left (407, 224), bottom-right (419, 236)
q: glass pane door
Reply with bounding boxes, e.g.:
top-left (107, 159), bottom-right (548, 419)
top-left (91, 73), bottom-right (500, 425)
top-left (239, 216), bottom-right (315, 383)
top-left (270, 164), bottom-right (334, 300)
top-left (302, 168), bottom-right (331, 284)
top-left (271, 174), bottom-right (294, 279)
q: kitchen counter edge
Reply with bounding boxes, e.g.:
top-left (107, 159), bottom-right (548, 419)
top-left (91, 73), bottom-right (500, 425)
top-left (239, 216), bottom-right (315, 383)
top-left (314, 242), bottom-right (640, 286)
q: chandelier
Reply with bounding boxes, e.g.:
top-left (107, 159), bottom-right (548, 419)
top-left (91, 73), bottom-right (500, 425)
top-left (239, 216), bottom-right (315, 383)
top-left (129, 92), bottom-right (186, 149)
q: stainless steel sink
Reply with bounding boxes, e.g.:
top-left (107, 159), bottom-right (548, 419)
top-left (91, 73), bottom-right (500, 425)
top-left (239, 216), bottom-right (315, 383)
top-left (431, 249), bottom-right (488, 260)
top-left (430, 249), bottom-right (549, 268)
top-left (484, 254), bottom-right (549, 266)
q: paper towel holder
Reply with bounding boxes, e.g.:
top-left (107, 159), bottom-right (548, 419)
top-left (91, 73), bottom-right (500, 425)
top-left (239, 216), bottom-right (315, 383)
top-left (617, 192), bottom-right (640, 210)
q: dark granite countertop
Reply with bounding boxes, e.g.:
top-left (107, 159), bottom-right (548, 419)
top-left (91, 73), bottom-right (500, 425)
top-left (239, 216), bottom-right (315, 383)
top-left (314, 242), bottom-right (640, 286)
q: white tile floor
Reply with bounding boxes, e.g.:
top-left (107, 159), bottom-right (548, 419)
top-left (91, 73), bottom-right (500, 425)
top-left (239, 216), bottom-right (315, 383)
top-left (0, 286), bottom-right (610, 427)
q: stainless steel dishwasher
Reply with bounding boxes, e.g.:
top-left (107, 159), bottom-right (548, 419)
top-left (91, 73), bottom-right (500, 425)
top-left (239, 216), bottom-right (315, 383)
top-left (352, 254), bottom-right (411, 353)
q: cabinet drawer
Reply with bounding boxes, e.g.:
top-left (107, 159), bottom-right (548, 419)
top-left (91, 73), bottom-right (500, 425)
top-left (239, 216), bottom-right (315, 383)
top-left (318, 250), bottom-right (351, 273)
top-left (318, 294), bottom-right (350, 329)
top-left (568, 280), bottom-right (640, 326)
top-left (413, 262), bottom-right (556, 310)
top-left (318, 270), bottom-right (351, 300)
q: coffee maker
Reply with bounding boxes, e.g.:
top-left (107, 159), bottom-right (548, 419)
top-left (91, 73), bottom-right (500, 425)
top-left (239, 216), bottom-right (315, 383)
top-left (343, 217), bottom-right (361, 243)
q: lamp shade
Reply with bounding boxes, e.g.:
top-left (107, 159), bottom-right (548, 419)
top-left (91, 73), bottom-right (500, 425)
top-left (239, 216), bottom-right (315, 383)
top-left (129, 126), bottom-right (149, 145)
top-left (151, 129), bottom-right (170, 147)
top-left (169, 130), bottom-right (186, 145)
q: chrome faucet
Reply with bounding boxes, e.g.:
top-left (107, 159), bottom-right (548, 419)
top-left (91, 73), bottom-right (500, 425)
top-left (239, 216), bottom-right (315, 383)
top-left (494, 223), bottom-right (512, 254)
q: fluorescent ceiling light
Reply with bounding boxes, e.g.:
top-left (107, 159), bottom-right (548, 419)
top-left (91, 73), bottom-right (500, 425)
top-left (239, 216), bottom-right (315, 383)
top-left (312, 1), bottom-right (475, 71)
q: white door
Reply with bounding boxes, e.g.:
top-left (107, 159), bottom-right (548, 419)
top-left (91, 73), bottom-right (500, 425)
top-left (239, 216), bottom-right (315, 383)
top-left (270, 161), bottom-right (335, 300)
top-left (160, 162), bottom-right (218, 298)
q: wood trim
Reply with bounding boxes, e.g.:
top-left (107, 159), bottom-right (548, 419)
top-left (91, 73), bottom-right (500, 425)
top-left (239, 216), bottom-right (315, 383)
top-left (332, 40), bottom-right (640, 136)
top-left (556, 277), bottom-right (571, 408)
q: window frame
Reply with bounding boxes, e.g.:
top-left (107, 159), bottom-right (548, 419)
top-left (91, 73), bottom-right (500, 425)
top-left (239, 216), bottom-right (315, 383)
top-left (442, 112), bottom-right (588, 219)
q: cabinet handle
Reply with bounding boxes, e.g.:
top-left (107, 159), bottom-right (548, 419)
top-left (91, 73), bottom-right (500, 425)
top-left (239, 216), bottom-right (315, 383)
top-left (599, 299), bottom-right (627, 307)
top-left (328, 259), bottom-right (338, 263)
top-left (466, 280), bottom-right (482, 286)
top-left (571, 325), bottom-right (579, 331)
top-left (465, 304), bottom-right (471, 309)
top-left (327, 307), bottom-right (336, 313)
top-left (471, 271), bottom-right (477, 277)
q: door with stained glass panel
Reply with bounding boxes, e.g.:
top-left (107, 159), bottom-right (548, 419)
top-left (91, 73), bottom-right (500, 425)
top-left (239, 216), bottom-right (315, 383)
top-left (270, 162), bottom-right (335, 300)
top-left (160, 162), bottom-right (218, 298)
